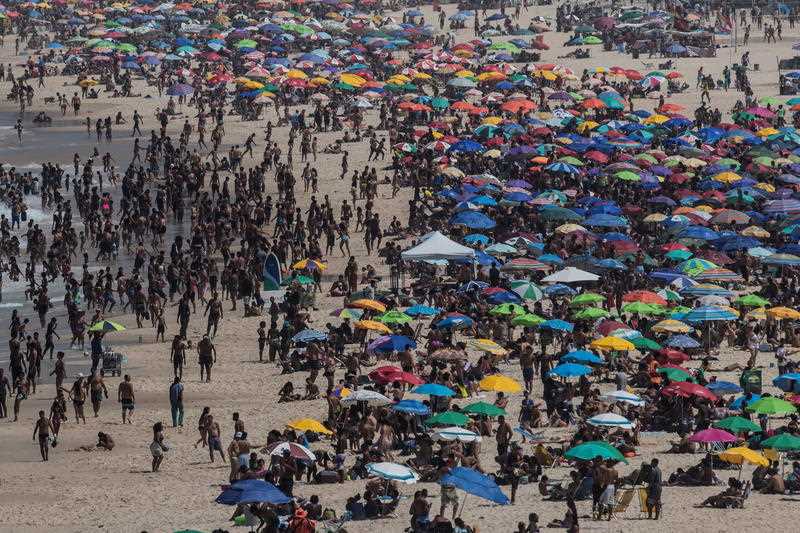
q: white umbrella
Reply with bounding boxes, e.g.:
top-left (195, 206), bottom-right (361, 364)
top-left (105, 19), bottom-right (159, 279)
top-left (341, 389), bottom-right (392, 406)
top-left (263, 441), bottom-right (316, 461)
top-left (541, 267), bottom-right (599, 284)
top-left (366, 462), bottom-right (419, 484)
top-left (600, 390), bottom-right (645, 406)
top-left (587, 412), bottom-right (635, 430)
top-left (431, 426), bottom-right (482, 442)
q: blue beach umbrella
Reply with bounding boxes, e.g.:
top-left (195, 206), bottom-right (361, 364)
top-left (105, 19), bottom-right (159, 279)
top-left (392, 399), bottom-right (430, 415)
top-left (548, 363), bottom-right (592, 378)
top-left (216, 479), bottom-right (291, 505)
top-left (412, 383), bottom-right (456, 397)
top-left (440, 467), bottom-right (510, 505)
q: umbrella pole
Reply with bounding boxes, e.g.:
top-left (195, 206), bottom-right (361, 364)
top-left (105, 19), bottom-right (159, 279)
top-left (458, 492), bottom-right (468, 518)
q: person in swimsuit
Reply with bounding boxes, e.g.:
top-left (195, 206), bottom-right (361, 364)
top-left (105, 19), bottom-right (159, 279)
top-left (32, 410), bottom-right (54, 461)
top-left (206, 415), bottom-right (226, 462)
top-left (68, 375), bottom-right (87, 424)
top-left (49, 390), bottom-right (67, 442)
top-left (117, 374), bottom-right (134, 424)
top-left (88, 371), bottom-right (109, 417)
top-left (150, 421), bottom-right (168, 472)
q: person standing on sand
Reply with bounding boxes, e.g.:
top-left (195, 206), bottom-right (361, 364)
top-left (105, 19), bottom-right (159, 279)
top-left (88, 370), bottom-right (109, 417)
top-left (32, 410), bottom-right (54, 461)
top-left (197, 334), bottom-right (217, 382)
top-left (207, 414), bottom-right (225, 463)
top-left (647, 458), bottom-right (662, 519)
top-left (68, 374), bottom-right (87, 424)
top-left (49, 390), bottom-right (67, 442)
top-left (0, 368), bottom-right (10, 418)
top-left (150, 421), bottom-right (168, 472)
top-left (117, 374), bottom-right (134, 424)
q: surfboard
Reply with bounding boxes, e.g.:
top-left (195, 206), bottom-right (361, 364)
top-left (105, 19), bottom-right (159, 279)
top-left (263, 252), bottom-right (282, 291)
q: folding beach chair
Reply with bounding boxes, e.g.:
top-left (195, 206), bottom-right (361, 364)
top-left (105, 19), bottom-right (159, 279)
top-left (637, 487), bottom-right (651, 517)
top-left (614, 489), bottom-right (635, 516)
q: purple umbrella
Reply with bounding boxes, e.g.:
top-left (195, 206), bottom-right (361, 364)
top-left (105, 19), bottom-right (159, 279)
top-left (687, 428), bottom-right (737, 443)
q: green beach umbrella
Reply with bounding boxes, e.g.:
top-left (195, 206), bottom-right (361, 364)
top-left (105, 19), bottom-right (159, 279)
top-left (656, 367), bottom-right (694, 382)
top-left (377, 310), bottom-right (413, 324)
top-left (665, 249), bottom-right (693, 261)
top-left (489, 303), bottom-right (526, 316)
top-left (424, 411), bottom-right (470, 427)
top-left (565, 441), bottom-right (627, 463)
top-left (88, 320), bottom-right (126, 333)
top-left (761, 433), bottom-right (800, 451)
top-left (509, 280), bottom-right (544, 301)
top-left (747, 397), bottom-right (797, 415)
top-left (573, 307), bottom-right (610, 320)
top-left (461, 401), bottom-right (507, 417)
top-left (631, 337), bottom-right (661, 351)
top-left (622, 302), bottom-right (665, 315)
top-left (735, 294), bottom-right (770, 307)
top-left (511, 313), bottom-right (545, 327)
top-left (713, 416), bottom-right (762, 433)
top-left (570, 292), bottom-right (606, 306)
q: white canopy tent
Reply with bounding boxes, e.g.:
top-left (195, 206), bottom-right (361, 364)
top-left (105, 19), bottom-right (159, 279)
top-left (541, 267), bottom-right (599, 283)
top-left (401, 231), bottom-right (476, 262)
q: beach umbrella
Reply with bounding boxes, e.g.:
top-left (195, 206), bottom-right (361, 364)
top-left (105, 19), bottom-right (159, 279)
top-left (590, 336), bottom-right (635, 351)
top-left (571, 292), bottom-right (606, 306)
top-left (774, 373), bottom-right (800, 393)
top-left (509, 280), bottom-right (544, 301)
top-left (760, 433), bottom-right (800, 451)
top-left (574, 307), bottom-right (611, 320)
top-left (719, 447), bottom-right (769, 467)
top-left (747, 397), bottom-right (797, 415)
top-left (440, 467), bottom-right (510, 505)
top-left (662, 381), bottom-right (717, 401)
top-left (412, 383), bottom-right (456, 397)
top-left (434, 314), bottom-right (474, 329)
top-left (349, 298), bottom-right (387, 313)
top-left (88, 320), bottom-right (125, 332)
top-left (341, 389), bottom-right (392, 406)
top-left (538, 319), bottom-right (575, 332)
top-left (587, 413), bottom-right (634, 429)
top-left (731, 394), bottom-right (763, 410)
top-left (511, 313), bottom-right (545, 327)
top-left (377, 310), bottom-right (413, 324)
top-left (462, 401), bottom-right (507, 417)
top-left (367, 462), bottom-right (419, 484)
top-left (713, 416), bottom-right (762, 433)
top-left (355, 320), bottom-right (392, 334)
top-left (489, 303), bottom-right (526, 316)
top-left (369, 335), bottom-right (416, 353)
top-left (630, 337), bottom-right (662, 350)
top-left (469, 339), bottom-right (508, 356)
top-left (657, 366), bottom-right (694, 382)
top-left (766, 307), bottom-right (800, 320)
top-left (292, 258), bottom-right (327, 271)
top-left (392, 400), bottom-right (430, 415)
top-left (561, 350), bottom-right (603, 364)
top-left (564, 441), bottom-right (627, 463)
top-left (706, 381), bottom-right (743, 394)
top-left (664, 335), bottom-right (701, 349)
top-left (425, 411), bottom-right (470, 427)
top-left (651, 319), bottom-right (693, 333)
top-left (600, 390), bottom-right (645, 406)
top-left (548, 363), bottom-right (591, 378)
top-left (287, 418), bottom-right (332, 435)
top-left (541, 267), bottom-right (599, 283)
top-left (431, 427), bottom-right (482, 442)
top-left (479, 375), bottom-right (522, 393)
top-left (216, 479), bottom-right (291, 505)
top-left (405, 305), bottom-right (441, 317)
top-left (291, 329), bottom-right (328, 343)
top-left (682, 306), bottom-right (737, 323)
top-left (688, 428), bottom-right (737, 443)
top-left (264, 441), bottom-right (316, 461)
top-left (167, 83), bottom-right (194, 96)
top-left (734, 294), bottom-right (771, 307)
top-left (430, 348), bottom-right (468, 361)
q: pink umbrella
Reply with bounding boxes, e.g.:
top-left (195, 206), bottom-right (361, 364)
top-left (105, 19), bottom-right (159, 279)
top-left (688, 428), bottom-right (737, 443)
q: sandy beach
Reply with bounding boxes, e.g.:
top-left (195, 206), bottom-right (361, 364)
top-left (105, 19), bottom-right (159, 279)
top-left (3, 1), bottom-right (800, 532)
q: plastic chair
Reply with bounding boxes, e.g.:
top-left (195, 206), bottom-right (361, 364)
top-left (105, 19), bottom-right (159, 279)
top-left (614, 489), bottom-right (635, 515)
top-left (637, 487), bottom-right (651, 517)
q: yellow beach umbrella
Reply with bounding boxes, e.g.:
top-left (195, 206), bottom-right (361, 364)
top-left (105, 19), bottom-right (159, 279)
top-left (643, 213), bottom-right (667, 223)
top-left (741, 226), bottom-right (770, 238)
top-left (288, 418), bottom-right (333, 435)
top-left (349, 299), bottom-right (387, 313)
top-left (455, 69), bottom-right (476, 78)
top-left (354, 320), bottom-right (392, 333)
top-left (719, 447), bottom-right (769, 467)
top-left (643, 114), bottom-right (669, 125)
top-left (651, 319), bottom-right (693, 333)
top-left (470, 338), bottom-right (508, 356)
top-left (340, 73), bottom-right (366, 87)
top-left (746, 308), bottom-right (767, 321)
top-left (286, 69), bottom-right (308, 79)
top-left (590, 336), bottom-right (635, 352)
top-left (479, 374), bottom-right (522, 393)
top-left (713, 171), bottom-right (742, 184)
top-left (766, 307), bottom-right (800, 320)
top-left (555, 223), bottom-right (587, 234)
top-left (482, 116), bottom-right (502, 125)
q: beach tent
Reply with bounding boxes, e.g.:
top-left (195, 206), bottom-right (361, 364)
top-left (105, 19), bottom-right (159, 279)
top-left (401, 231), bottom-right (476, 261)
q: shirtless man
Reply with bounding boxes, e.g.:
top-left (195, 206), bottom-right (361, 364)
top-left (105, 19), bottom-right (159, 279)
top-left (88, 371), bottom-right (109, 417)
top-left (68, 374), bottom-right (87, 424)
top-left (170, 335), bottom-right (186, 379)
top-left (204, 292), bottom-right (224, 338)
top-left (197, 335), bottom-right (217, 382)
top-left (207, 415), bottom-right (225, 462)
top-left (117, 374), bottom-right (134, 424)
top-left (32, 410), bottom-right (54, 461)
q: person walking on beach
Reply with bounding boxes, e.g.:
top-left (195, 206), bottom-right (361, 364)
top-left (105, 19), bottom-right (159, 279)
top-left (197, 334), bottom-right (217, 382)
top-left (117, 374), bottom-right (134, 424)
top-left (150, 421), bottom-right (168, 472)
top-left (169, 376), bottom-right (184, 428)
top-left (68, 374), bottom-right (87, 424)
top-left (32, 410), bottom-right (54, 461)
top-left (0, 369), bottom-right (10, 418)
top-left (88, 370), bottom-right (108, 417)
